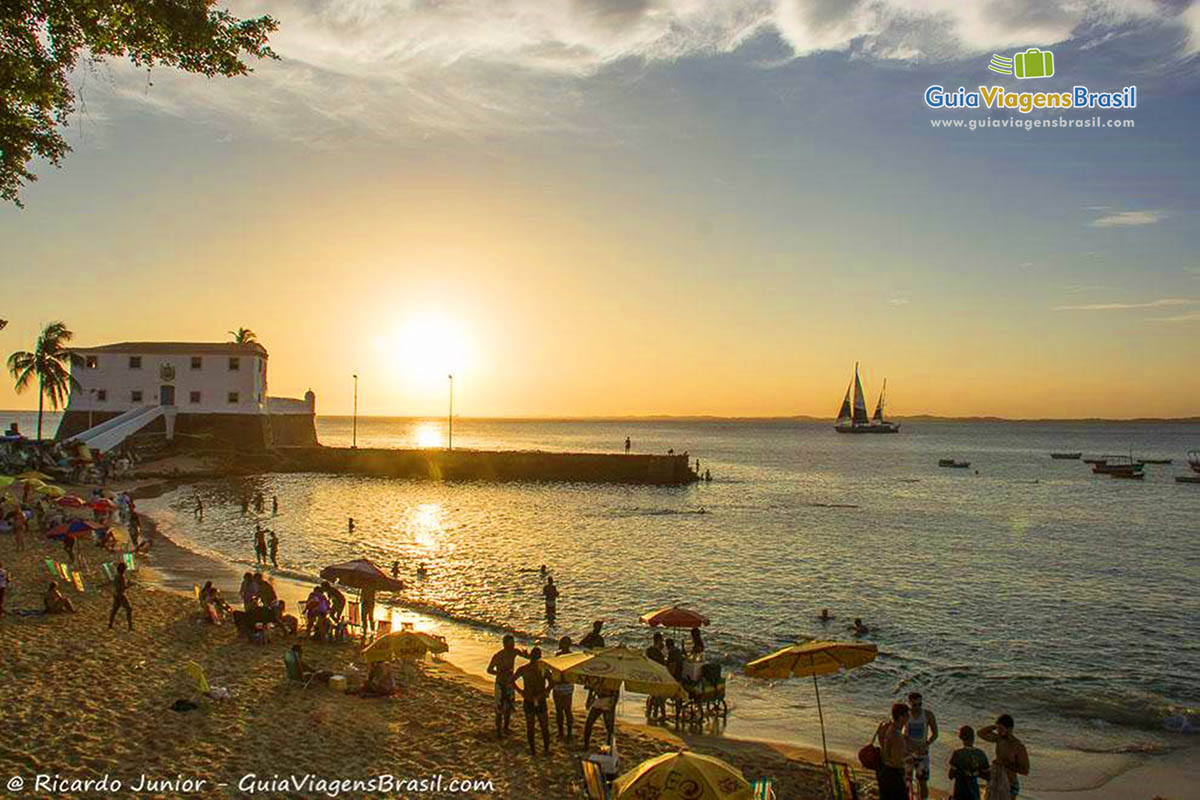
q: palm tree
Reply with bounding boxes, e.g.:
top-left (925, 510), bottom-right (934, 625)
top-left (229, 327), bottom-right (257, 345)
top-left (8, 321), bottom-right (79, 441)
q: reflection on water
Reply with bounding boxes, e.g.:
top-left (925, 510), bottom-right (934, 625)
top-left (140, 417), bottom-right (1200, 784)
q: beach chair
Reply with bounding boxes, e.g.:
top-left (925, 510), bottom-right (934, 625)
top-left (577, 757), bottom-right (609, 799)
top-left (193, 584), bottom-right (202, 602)
top-left (99, 561), bottom-right (117, 584)
top-left (43, 559), bottom-right (59, 579)
top-left (283, 649), bottom-right (313, 689)
top-left (345, 601), bottom-right (364, 639)
top-left (752, 778), bottom-right (776, 800)
top-left (826, 761), bottom-right (858, 800)
top-left (184, 661), bottom-right (212, 696)
top-left (70, 570), bottom-right (85, 593)
top-left (375, 619), bottom-right (392, 638)
top-left (585, 734), bottom-right (620, 782)
top-left (122, 552), bottom-right (136, 571)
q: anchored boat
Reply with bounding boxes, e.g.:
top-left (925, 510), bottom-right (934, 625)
top-left (834, 364), bottom-right (900, 434)
top-left (1050, 452), bottom-right (1082, 460)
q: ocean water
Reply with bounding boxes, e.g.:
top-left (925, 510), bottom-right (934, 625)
top-left (16, 411), bottom-right (1200, 790)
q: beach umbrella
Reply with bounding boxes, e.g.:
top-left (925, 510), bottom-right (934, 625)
top-left (16, 476), bottom-right (45, 487)
top-left (542, 646), bottom-right (685, 698)
top-left (36, 484), bottom-right (65, 497)
top-left (319, 558), bottom-right (405, 592)
top-left (46, 519), bottom-right (104, 540)
top-left (89, 497), bottom-right (117, 511)
top-left (744, 640), bottom-right (877, 767)
top-left (57, 495), bottom-right (87, 508)
top-left (360, 630), bottom-right (449, 662)
top-left (613, 751), bottom-right (753, 800)
top-left (17, 470), bottom-right (52, 481)
top-left (0, 476), bottom-right (14, 488)
top-left (640, 605), bottom-right (711, 629)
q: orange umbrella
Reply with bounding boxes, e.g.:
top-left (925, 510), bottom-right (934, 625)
top-left (639, 605), bottom-right (710, 629)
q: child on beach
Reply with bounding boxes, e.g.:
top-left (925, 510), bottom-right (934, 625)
top-left (948, 725), bottom-right (991, 800)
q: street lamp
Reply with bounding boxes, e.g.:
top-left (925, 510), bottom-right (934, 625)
top-left (352, 374), bottom-right (358, 449)
top-left (447, 374), bottom-right (454, 451)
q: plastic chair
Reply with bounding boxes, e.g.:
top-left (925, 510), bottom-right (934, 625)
top-left (752, 779), bottom-right (776, 800)
top-left (578, 757), bottom-right (609, 799)
top-left (283, 649), bottom-right (313, 688)
top-left (827, 761), bottom-right (858, 800)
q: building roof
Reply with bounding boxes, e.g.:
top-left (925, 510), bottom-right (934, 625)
top-left (70, 341), bottom-right (268, 357)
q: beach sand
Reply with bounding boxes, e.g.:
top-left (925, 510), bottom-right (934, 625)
top-left (0, 483), bottom-right (864, 799)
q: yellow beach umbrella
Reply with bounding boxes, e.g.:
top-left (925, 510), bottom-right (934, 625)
top-left (744, 640), bottom-right (877, 768)
top-left (17, 470), bottom-right (52, 481)
top-left (614, 751), bottom-right (753, 800)
top-left (16, 476), bottom-right (46, 487)
top-left (542, 646), bottom-right (685, 698)
top-left (35, 484), bottom-right (65, 497)
top-left (0, 475), bottom-right (15, 488)
top-left (360, 630), bottom-right (449, 662)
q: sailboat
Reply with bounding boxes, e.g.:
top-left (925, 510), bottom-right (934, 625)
top-left (835, 364), bottom-right (900, 434)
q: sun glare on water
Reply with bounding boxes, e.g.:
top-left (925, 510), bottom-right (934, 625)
top-left (412, 422), bottom-right (444, 449)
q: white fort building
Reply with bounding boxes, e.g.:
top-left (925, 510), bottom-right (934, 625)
top-left (56, 341), bottom-right (316, 452)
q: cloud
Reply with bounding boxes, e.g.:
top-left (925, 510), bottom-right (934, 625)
top-left (86, 0), bottom-right (1186, 141)
top-left (1150, 311), bottom-right (1200, 323)
top-left (888, 298), bottom-right (910, 306)
top-left (1088, 209), bottom-right (1166, 228)
top-left (1053, 298), bottom-right (1198, 311)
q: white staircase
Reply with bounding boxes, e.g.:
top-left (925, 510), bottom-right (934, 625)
top-left (73, 405), bottom-right (166, 453)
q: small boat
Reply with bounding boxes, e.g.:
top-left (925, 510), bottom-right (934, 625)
top-left (1082, 457), bottom-right (1106, 465)
top-left (1092, 456), bottom-right (1143, 475)
top-left (1111, 471), bottom-right (1145, 480)
top-left (1050, 452), bottom-right (1082, 460)
top-left (1175, 475), bottom-right (1200, 484)
top-left (834, 364), bottom-right (900, 434)
top-left (938, 459), bottom-right (971, 469)
top-left (1188, 450), bottom-right (1200, 474)
top-left (1136, 458), bottom-right (1172, 465)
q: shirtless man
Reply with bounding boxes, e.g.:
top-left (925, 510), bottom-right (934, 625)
top-left (978, 714), bottom-right (1030, 799)
top-left (513, 647), bottom-right (552, 756)
top-left (905, 692), bottom-right (939, 800)
top-left (487, 635), bottom-right (527, 738)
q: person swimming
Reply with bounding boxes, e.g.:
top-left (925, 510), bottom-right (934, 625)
top-left (819, 608), bottom-right (834, 623)
top-left (416, 562), bottom-right (428, 578)
top-left (850, 617), bottom-right (869, 636)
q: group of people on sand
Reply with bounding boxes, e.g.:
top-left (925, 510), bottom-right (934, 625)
top-left (228, 571), bottom-right (298, 638)
top-left (871, 692), bottom-right (1030, 800)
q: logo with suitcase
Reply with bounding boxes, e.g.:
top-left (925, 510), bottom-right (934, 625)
top-left (989, 48), bottom-right (1055, 79)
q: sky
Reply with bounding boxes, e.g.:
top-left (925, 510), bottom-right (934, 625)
top-left (1, 0), bottom-right (1199, 419)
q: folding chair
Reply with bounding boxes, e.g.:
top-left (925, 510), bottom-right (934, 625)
top-left (346, 601), bottom-right (364, 639)
top-left (184, 661), bottom-right (212, 695)
top-left (577, 757), bottom-right (609, 799)
top-left (826, 761), bottom-right (859, 800)
top-left (122, 552), bottom-right (136, 571)
top-left (43, 559), bottom-right (59, 579)
top-left (283, 649), bottom-right (313, 688)
top-left (100, 561), bottom-right (118, 584)
top-left (752, 779), bottom-right (777, 800)
top-left (70, 570), bottom-right (85, 593)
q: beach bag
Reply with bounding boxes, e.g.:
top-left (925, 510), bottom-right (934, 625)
top-left (985, 760), bottom-right (1012, 800)
top-left (857, 743), bottom-right (881, 770)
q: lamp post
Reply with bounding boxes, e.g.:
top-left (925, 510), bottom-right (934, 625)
top-left (447, 373), bottom-right (454, 451)
top-left (352, 374), bottom-right (358, 449)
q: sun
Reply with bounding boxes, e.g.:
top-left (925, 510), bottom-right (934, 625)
top-left (384, 313), bottom-right (471, 386)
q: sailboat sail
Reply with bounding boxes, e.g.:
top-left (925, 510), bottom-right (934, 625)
top-left (837, 379), bottom-right (853, 420)
top-left (872, 379), bottom-right (887, 422)
top-left (851, 365), bottom-right (869, 424)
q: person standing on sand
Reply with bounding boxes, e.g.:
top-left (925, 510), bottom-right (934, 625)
top-left (905, 691), bottom-right (939, 800)
top-left (874, 702), bottom-right (910, 800)
top-left (948, 725), bottom-right (991, 800)
top-left (552, 636), bottom-right (575, 741)
top-left (487, 635), bottom-right (528, 739)
top-left (542, 576), bottom-right (558, 620)
top-left (645, 632), bottom-right (667, 721)
top-left (268, 530), bottom-right (279, 568)
top-left (582, 684), bottom-right (619, 750)
top-left (107, 562), bottom-right (133, 631)
top-left (978, 714), bottom-right (1029, 800)
top-left (322, 580), bottom-right (346, 622)
top-left (360, 586), bottom-right (376, 634)
top-left (513, 646), bottom-right (552, 756)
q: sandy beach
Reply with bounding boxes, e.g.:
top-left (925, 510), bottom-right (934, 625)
top-left (0, 478), bottom-right (863, 799)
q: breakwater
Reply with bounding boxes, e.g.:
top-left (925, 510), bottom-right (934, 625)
top-left (273, 446), bottom-right (698, 485)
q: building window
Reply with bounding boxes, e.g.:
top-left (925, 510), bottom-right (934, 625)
top-left (85, 356), bottom-right (98, 369)
top-left (190, 391), bottom-right (201, 404)
top-left (129, 356), bottom-right (142, 369)
top-left (131, 390), bottom-right (143, 403)
top-left (228, 357), bottom-right (240, 371)
top-left (191, 356), bottom-right (202, 370)
top-left (96, 390), bottom-right (107, 402)
top-left (228, 392), bottom-right (239, 403)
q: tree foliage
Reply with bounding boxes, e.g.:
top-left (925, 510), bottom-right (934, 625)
top-left (229, 327), bottom-right (256, 344)
top-left (1, 1), bottom-right (278, 206)
top-left (7, 320), bottom-right (79, 439)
